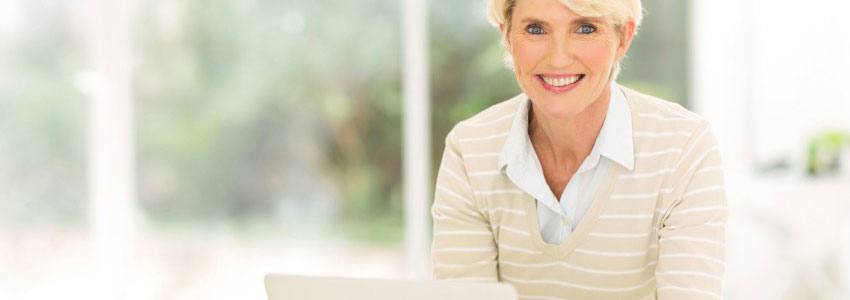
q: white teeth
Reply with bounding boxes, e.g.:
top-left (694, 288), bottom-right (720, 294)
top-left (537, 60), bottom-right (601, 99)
top-left (542, 75), bottom-right (580, 87)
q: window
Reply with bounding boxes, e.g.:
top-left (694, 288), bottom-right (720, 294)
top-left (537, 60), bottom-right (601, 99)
top-left (0, 1), bottom-right (89, 298)
top-left (2, 0), bottom-right (697, 298)
top-left (134, 0), bottom-right (406, 297)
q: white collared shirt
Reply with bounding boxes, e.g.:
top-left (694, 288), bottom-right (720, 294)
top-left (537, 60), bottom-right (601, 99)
top-left (497, 83), bottom-right (635, 245)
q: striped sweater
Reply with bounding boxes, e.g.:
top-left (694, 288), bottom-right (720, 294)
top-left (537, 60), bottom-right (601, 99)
top-left (431, 87), bottom-right (727, 300)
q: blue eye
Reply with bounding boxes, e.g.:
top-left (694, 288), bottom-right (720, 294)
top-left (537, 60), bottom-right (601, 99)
top-left (577, 24), bottom-right (596, 34)
top-left (526, 24), bottom-right (544, 35)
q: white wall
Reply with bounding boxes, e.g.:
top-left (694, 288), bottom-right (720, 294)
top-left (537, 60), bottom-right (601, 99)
top-left (749, 0), bottom-right (850, 166)
top-left (693, 1), bottom-right (850, 298)
top-left (694, 0), bottom-right (850, 171)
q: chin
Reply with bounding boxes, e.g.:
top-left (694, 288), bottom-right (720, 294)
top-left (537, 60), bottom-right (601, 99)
top-left (531, 93), bottom-right (591, 120)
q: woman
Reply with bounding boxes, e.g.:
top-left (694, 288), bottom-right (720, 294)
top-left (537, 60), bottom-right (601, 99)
top-left (431, 0), bottom-right (727, 299)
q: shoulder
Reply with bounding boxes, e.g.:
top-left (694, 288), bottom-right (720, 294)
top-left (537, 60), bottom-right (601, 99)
top-left (618, 87), bottom-right (725, 219)
top-left (621, 86), bottom-right (715, 149)
top-left (622, 86), bottom-right (709, 129)
top-left (621, 86), bottom-right (721, 183)
top-left (443, 93), bottom-right (525, 152)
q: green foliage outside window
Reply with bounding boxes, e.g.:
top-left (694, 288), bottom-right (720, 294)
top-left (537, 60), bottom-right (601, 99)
top-left (1, 0), bottom-right (689, 245)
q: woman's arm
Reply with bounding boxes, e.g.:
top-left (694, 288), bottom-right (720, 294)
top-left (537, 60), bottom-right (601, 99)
top-left (656, 124), bottom-right (728, 299)
top-left (431, 128), bottom-right (499, 281)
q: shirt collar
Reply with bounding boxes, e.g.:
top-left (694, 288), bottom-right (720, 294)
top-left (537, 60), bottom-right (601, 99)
top-left (597, 83), bottom-right (635, 170)
top-left (498, 83), bottom-right (634, 171)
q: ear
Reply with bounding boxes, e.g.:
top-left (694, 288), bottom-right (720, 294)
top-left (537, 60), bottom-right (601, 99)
top-left (616, 21), bottom-right (636, 60)
top-left (499, 23), bottom-right (511, 49)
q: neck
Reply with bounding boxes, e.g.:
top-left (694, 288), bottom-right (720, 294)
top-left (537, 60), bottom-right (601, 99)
top-left (529, 87), bottom-right (611, 165)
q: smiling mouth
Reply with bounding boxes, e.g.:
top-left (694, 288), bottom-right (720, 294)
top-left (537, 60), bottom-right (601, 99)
top-left (539, 74), bottom-right (584, 86)
top-left (536, 74), bottom-right (585, 93)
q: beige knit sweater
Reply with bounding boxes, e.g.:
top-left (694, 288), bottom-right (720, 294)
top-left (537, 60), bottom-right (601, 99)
top-left (431, 87), bottom-right (727, 300)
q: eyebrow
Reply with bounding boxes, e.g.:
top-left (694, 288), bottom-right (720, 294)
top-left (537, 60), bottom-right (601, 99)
top-left (518, 16), bottom-right (605, 26)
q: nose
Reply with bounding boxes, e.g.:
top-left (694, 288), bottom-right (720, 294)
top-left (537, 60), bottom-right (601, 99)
top-left (547, 36), bottom-right (576, 68)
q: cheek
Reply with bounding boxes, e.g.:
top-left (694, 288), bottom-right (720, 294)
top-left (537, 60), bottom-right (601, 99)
top-left (510, 39), bottom-right (547, 74)
top-left (576, 42), bottom-right (618, 74)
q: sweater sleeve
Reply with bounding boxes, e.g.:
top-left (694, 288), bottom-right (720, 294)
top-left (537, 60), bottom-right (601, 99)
top-left (656, 123), bottom-right (728, 299)
top-left (431, 128), bottom-right (499, 282)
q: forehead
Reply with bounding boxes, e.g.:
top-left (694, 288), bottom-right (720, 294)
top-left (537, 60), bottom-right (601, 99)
top-left (512, 0), bottom-right (605, 24)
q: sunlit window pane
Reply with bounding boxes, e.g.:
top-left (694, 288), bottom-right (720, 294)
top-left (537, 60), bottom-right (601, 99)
top-left (0, 1), bottom-right (88, 298)
top-left (134, 0), bottom-right (405, 297)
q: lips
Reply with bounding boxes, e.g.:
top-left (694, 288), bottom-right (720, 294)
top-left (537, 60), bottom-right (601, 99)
top-left (536, 74), bottom-right (585, 93)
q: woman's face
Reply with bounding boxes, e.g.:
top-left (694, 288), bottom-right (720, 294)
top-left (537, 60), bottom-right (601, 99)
top-left (503, 0), bottom-right (634, 120)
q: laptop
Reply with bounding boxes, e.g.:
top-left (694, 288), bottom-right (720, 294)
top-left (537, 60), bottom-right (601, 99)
top-left (264, 274), bottom-right (517, 300)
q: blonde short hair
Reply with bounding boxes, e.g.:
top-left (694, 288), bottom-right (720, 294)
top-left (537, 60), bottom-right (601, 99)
top-left (486, 0), bottom-right (643, 79)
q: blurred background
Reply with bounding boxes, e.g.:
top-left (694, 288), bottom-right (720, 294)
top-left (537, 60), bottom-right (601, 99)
top-left (1, 0), bottom-right (849, 299)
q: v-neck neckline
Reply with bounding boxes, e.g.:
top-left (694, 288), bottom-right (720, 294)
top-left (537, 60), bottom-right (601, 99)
top-left (521, 160), bottom-right (624, 259)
